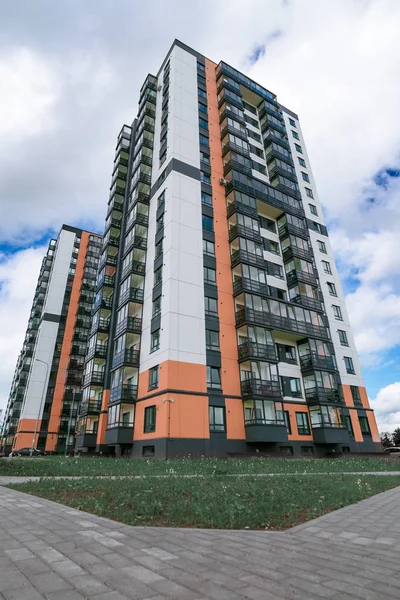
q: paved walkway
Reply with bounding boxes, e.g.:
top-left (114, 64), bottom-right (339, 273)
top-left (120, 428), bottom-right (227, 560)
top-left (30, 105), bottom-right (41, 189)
top-left (1, 486), bottom-right (400, 600)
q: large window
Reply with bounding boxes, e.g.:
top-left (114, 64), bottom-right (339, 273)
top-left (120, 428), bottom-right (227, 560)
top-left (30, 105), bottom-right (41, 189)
top-left (150, 329), bottom-right (160, 353)
top-left (309, 405), bottom-right (343, 428)
top-left (359, 416), bottom-right (371, 436)
top-left (201, 191), bottom-right (212, 206)
top-left (144, 405), bottom-right (156, 433)
top-left (205, 329), bottom-right (220, 351)
top-left (350, 385), bottom-right (361, 404)
top-left (200, 171), bottom-right (211, 184)
top-left (281, 377), bottom-right (302, 398)
top-left (338, 329), bottom-right (349, 346)
top-left (244, 399), bottom-right (284, 425)
top-left (344, 356), bottom-right (355, 374)
top-left (207, 366), bottom-right (221, 389)
top-left (296, 412), bottom-right (310, 435)
top-left (332, 305), bottom-right (343, 320)
top-left (205, 296), bottom-right (218, 316)
top-left (203, 239), bottom-right (215, 257)
top-left (209, 406), bottom-right (225, 432)
top-left (149, 366), bottom-right (159, 390)
top-left (204, 267), bottom-right (216, 285)
top-left (202, 215), bottom-right (213, 231)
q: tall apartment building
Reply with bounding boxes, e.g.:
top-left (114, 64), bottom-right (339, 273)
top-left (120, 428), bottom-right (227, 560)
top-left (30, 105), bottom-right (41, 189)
top-left (76, 39), bottom-right (380, 458)
top-left (0, 225), bottom-right (102, 455)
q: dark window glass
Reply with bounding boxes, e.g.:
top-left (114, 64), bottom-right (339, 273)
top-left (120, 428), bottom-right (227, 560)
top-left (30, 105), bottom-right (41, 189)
top-left (338, 330), bottom-right (348, 346)
top-left (359, 416), bottom-right (371, 436)
top-left (202, 215), bottom-right (214, 231)
top-left (207, 366), bottom-right (221, 389)
top-left (205, 296), bottom-right (218, 316)
top-left (296, 412), bottom-right (310, 435)
top-left (205, 329), bottom-right (220, 351)
top-left (350, 385), bottom-right (361, 404)
top-left (150, 330), bottom-right (160, 352)
top-left (149, 366), bottom-right (159, 390)
top-left (201, 191), bottom-right (212, 205)
top-left (209, 406), bottom-right (226, 432)
top-left (144, 405), bottom-right (156, 433)
top-left (344, 356), bottom-right (355, 374)
top-left (204, 267), bottom-right (216, 284)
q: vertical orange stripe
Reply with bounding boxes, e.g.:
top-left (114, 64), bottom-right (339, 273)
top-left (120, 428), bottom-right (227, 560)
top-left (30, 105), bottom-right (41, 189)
top-left (205, 59), bottom-right (241, 399)
top-left (96, 389), bottom-right (110, 447)
top-left (45, 232), bottom-right (90, 452)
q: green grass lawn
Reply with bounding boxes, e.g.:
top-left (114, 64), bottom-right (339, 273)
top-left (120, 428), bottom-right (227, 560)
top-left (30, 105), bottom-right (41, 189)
top-left (1, 455), bottom-right (399, 478)
top-left (9, 474), bottom-right (400, 530)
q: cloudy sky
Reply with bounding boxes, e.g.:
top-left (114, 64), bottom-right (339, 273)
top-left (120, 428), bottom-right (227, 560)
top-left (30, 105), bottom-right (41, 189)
top-left (1, 0), bottom-right (400, 432)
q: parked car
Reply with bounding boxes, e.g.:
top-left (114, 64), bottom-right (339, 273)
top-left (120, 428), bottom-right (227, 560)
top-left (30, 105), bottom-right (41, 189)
top-left (9, 448), bottom-right (46, 457)
top-left (384, 447), bottom-right (400, 454)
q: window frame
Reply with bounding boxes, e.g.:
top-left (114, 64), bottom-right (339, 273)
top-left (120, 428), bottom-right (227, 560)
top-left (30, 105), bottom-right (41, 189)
top-left (209, 406), bottom-right (226, 432)
top-left (149, 366), bottom-right (159, 390)
top-left (296, 412), bottom-right (310, 435)
top-left (144, 405), bottom-right (156, 433)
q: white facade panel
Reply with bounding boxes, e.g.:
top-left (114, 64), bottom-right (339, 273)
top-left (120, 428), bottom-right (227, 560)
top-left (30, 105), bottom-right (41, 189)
top-left (44, 229), bottom-right (75, 316)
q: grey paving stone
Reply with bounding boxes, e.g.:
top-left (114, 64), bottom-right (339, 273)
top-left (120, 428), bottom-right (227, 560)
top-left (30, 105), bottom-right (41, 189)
top-left (4, 548), bottom-right (35, 561)
top-left (2, 587), bottom-right (45, 600)
top-left (27, 572), bottom-right (72, 594)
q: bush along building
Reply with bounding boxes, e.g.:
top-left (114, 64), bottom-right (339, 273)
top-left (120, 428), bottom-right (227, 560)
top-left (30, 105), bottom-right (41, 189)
top-left (0, 226), bottom-right (102, 455)
top-left (76, 40), bottom-right (380, 458)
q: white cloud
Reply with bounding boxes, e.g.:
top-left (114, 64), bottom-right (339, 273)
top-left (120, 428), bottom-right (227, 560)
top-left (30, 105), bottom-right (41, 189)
top-left (0, 48), bottom-right (58, 139)
top-left (0, 247), bottom-right (46, 413)
top-left (371, 382), bottom-right (400, 433)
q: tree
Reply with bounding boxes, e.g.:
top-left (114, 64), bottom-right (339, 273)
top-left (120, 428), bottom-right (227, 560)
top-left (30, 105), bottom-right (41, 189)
top-left (392, 428), bottom-right (400, 446)
top-left (380, 431), bottom-right (393, 448)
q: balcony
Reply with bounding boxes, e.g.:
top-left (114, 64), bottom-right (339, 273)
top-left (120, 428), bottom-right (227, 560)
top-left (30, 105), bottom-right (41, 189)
top-left (282, 245), bottom-right (313, 263)
top-left (118, 287), bottom-right (144, 306)
top-left (75, 433), bottom-right (97, 449)
top-left (125, 212), bottom-right (149, 233)
top-left (86, 343), bottom-right (108, 361)
top-left (225, 177), bottom-right (305, 220)
top-left (312, 425), bottom-right (350, 445)
top-left (124, 235), bottom-right (147, 256)
top-left (286, 269), bottom-right (318, 288)
top-left (245, 422), bottom-right (288, 443)
top-left (90, 317), bottom-right (110, 335)
top-left (112, 348), bottom-right (140, 370)
top-left (263, 131), bottom-right (290, 151)
top-left (228, 224), bottom-right (262, 244)
top-left (305, 386), bottom-right (343, 404)
top-left (79, 399), bottom-right (102, 416)
top-left (221, 124), bottom-right (248, 144)
top-left (115, 316), bottom-right (142, 337)
top-left (223, 159), bottom-right (252, 178)
top-left (105, 424), bottom-right (134, 445)
top-left (109, 383), bottom-right (138, 404)
top-left (291, 294), bottom-right (323, 313)
top-left (230, 249), bottom-right (265, 269)
top-left (83, 371), bottom-right (105, 387)
top-left (121, 261), bottom-right (145, 281)
top-left (233, 277), bottom-right (269, 298)
top-left (235, 307), bottom-right (329, 340)
top-left (96, 275), bottom-right (115, 292)
top-left (98, 253), bottom-right (118, 271)
top-left (93, 295), bottom-right (113, 313)
top-left (300, 352), bottom-right (337, 372)
top-left (227, 200), bottom-right (258, 220)
top-left (279, 222), bottom-right (309, 241)
top-left (240, 377), bottom-right (282, 399)
top-left (237, 341), bottom-right (278, 363)
top-left (222, 140), bottom-right (250, 159)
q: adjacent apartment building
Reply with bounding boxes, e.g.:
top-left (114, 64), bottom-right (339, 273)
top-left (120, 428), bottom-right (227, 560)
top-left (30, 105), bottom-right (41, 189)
top-left (76, 39), bottom-right (380, 458)
top-left (0, 225), bottom-right (102, 455)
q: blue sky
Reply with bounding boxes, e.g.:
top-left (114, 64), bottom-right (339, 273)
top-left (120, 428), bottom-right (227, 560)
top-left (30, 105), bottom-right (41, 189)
top-left (1, 0), bottom-right (400, 431)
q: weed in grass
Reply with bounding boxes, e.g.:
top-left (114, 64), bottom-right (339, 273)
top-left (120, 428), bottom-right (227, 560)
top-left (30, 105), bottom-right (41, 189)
top-left (9, 474), bottom-right (400, 530)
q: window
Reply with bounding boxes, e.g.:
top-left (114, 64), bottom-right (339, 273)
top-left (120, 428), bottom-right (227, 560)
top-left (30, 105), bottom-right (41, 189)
top-left (203, 239), bottom-right (215, 257)
top-left (284, 411), bottom-right (291, 434)
top-left (198, 103), bottom-right (208, 114)
top-left (144, 405), bottom-right (156, 433)
top-left (200, 171), bottom-right (211, 185)
top-left (276, 344), bottom-right (297, 364)
top-left (344, 356), bottom-right (355, 374)
top-left (289, 118), bottom-right (296, 127)
top-left (292, 130), bottom-right (299, 140)
top-left (197, 62), bottom-right (205, 72)
top-left (267, 262), bottom-right (283, 279)
top-left (209, 406), bottom-right (225, 432)
top-left (152, 296), bottom-right (161, 317)
top-left (338, 330), bottom-right (349, 346)
top-left (156, 214), bottom-right (164, 232)
top-left (309, 203), bottom-right (318, 215)
top-left (204, 266), bottom-right (216, 285)
top-left (350, 385), bottom-right (361, 405)
top-left (199, 133), bottom-right (209, 146)
top-left (149, 366), bottom-right (159, 390)
top-left (301, 172), bottom-right (310, 182)
top-left (155, 239), bottom-right (163, 258)
top-left (205, 296), bottom-right (218, 316)
top-left (298, 157), bottom-right (306, 167)
top-left (295, 143), bottom-right (303, 153)
top-left (305, 187), bottom-right (314, 198)
top-left (142, 445), bottom-right (155, 457)
top-left (198, 88), bottom-right (207, 99)
top-left (207, 366), bottom-right (221, 389)
top-left (281, 377), bottom-right (302, 398)
top-left (322, 260), bottom-right (331, 274)
top-left (154, 266), bottom-right (162, 286)
top-left (263, 238), bottom-right (279, 255)
top-left (157, 190), bottom-right (165, 210)
top-left (150, 329), bottom-right (160, 352)
top-left (260, 216), bottom-right (276, 232)
top-left (159, 151), bottom-right (166, 166)
top-left (317, 240), bottom-right (327, 254)
top-left (205, 329), bottom-right (220, 351)
top-left (201, 191), bottom-right (212, 206)
top-left (200, 151), bottom-right (210, 165)
top-left (121, 412), bottom-right (131, 425)
top-left (199, 117), bottom-right (208, 130)
top-left (359, 416), bottom-right (371, 436)
top-left (296, 412), bottom-right (310, 435)
top-left (202, 215), bottom-right (213, 231)
top-left (327, 282), bottom-right (337, 296)
top-left (332, 305), bottom-right (343, 320)
top-left (344, 415), bottom-right (354, 436)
